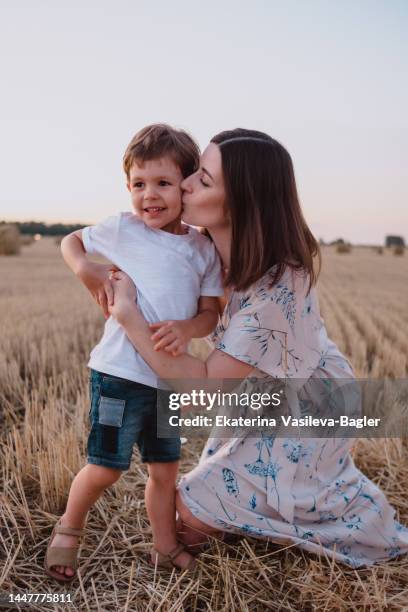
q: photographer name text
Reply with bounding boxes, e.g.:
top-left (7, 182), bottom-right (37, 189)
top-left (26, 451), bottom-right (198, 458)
top-left (168, 415), bottom-right (381, 429)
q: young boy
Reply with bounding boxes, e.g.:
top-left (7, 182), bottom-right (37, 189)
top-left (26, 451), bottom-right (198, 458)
top-left (45, 124), bottom-right (223, 581)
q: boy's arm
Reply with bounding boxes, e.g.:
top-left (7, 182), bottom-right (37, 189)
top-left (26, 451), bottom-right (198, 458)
top-left (61, 230), bottom-right (115, 318)
top-left (148, 296), bottom-right (219, 357)
top-left (61, 230), bottom-right (87, 275)
top-left (182, 296), bottom-right (219, 337)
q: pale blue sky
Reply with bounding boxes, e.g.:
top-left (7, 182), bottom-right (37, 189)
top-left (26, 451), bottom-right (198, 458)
top-left (1, 0), bottom-right (407, 244)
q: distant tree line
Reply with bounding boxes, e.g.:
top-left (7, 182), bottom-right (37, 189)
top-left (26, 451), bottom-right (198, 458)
top-left (0, 220), bottom-right (86, 236)
top-left (319, 236), bottom-right (405, 248)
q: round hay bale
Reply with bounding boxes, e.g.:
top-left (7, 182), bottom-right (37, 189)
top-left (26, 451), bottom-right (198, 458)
top-left (393, 245), bottom-right (405, 256)
top-left (0, 224), bottom-right (21, 255)
top-left (335, 242), bottom-right (352, 254)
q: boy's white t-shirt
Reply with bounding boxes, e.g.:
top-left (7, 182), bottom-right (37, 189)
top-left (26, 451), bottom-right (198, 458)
top-left (82, 212), bottom-right (224, 388)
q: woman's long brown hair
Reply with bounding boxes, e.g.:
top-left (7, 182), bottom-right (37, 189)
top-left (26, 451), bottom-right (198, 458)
top-left (211, 128), bottom-right (321, 292)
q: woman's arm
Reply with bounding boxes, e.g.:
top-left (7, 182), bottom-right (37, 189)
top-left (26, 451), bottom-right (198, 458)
top-left (119, 305), bottom-right (252, 380)
top-left (148, 296), bottom-right (219, 356)
top-left (109, 272), bottom-right (253, 382)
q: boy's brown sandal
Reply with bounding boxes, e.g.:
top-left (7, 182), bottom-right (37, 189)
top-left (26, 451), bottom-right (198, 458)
top-left (150, 542), bottom-right (197, 571)
top-left (44, 518), bottom-right (85, 583)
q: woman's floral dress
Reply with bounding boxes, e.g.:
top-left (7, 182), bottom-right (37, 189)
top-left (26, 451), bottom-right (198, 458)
top-left (178, 266), bottom-right (408, 567)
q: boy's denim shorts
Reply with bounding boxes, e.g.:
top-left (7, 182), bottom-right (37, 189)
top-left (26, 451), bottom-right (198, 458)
top-left (87, 369), bottom-right (181, 470)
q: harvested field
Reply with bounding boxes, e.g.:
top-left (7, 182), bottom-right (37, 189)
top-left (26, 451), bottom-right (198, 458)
top-left (1, 238), bottom-right (408, 611)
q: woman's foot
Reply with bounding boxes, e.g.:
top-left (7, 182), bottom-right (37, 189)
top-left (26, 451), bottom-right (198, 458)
top-left (48, 515), bottom-right (83, 578)
top-left (176, 516), bottom-right (223, 552)
top-left (150, 542), bottom-right (196, 570)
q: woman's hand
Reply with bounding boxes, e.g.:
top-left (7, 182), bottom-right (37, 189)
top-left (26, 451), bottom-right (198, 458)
top-left (77, 261), bottom-right (119, 319)
top-left (108, 270), bottom-right (138, 323)
top-left (149, 320), bottom-right (192, 356)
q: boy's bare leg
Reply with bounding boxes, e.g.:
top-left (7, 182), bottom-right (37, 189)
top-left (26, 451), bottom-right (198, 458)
top-left (49, 463), bottom-right (122, 577)
top-left (145, 461), bottom-right (195, 569)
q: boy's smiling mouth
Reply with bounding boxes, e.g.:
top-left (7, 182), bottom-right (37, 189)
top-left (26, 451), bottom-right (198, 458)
top-left (143, 206), bottom-right (166, 213)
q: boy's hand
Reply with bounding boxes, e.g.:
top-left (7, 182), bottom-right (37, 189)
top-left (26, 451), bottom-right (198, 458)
top-left (149, 320), bottom-right (192, 356)
top-left (77, 261), bottom-right (119, 319)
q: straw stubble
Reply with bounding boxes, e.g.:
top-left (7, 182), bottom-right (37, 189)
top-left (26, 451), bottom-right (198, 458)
top-left (1, 239), bottom-right (408, 610)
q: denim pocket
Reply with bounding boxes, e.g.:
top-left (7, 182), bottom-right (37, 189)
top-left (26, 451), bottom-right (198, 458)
top-left (98, 396), bottom-right (125, 427)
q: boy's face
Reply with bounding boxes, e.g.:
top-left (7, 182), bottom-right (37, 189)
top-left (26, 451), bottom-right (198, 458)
top-left (127, 156), bottom-right (184, 233)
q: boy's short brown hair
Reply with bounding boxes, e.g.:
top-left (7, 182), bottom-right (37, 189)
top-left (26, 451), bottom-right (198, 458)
top-left (123, 123), bottom-right (200, 180)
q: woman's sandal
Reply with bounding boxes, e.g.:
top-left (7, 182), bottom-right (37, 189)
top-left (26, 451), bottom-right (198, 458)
top-left (177, 525), bottom-right (229, 555)
top-left (150, 542), bottom-right (197, 571)
top-left (44, 518), bottom-right (85, 583)
top-left (181, 534), bottom-right (224, 555)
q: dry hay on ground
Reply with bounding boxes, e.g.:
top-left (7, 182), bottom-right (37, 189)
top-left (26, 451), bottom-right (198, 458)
top-left (1, 239), bottom-right (408, 611)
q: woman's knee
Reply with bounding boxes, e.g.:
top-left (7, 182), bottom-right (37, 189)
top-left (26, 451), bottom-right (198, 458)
top-left (176, 491), bottom-right (196, 524)
top-left (176, 490), bottom-right (219, 534)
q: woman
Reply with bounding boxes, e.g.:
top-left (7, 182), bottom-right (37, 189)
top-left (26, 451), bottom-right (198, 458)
top-left (109, 128), bottom-right (408, 568)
